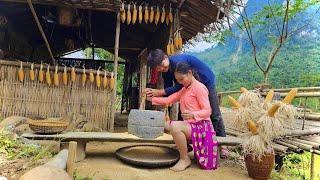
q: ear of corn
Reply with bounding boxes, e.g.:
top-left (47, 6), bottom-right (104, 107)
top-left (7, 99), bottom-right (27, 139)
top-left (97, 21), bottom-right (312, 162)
top-left (53, 65), bottom-right (59, 86)
top-left (168, 5), bottom-right (173, 23)
top-left (46, 65), bottom-right (51, 86)
top-left (155, 6), bottom-right (160, 25)
top-left (29, 63), bottom-right (35, 81)
top-left (81, 67), bottom-right (86, 87)
top-left (109, 72), bottom-right (115, 90)
top-left (149, 6), bottom-right (154, 23)
top-left (138, 5), bottom-right (143, 24)
top-left (170, 40), bottom-right (175, 55)
top-left (71, 67), bottom-right (76, 82)
top-left (240, 87), bottom-right (249, 93)
top-left (265, 90), bottom-right (274, 103)
top-left (267, 103), bottom-right (280, 117)
top-left (166, 43), bottom-right (171, 56)
top-left (144, 5), bottom-right (149, 23)
top-left (178, 31), bottom-right (183, 49)
top-left (63, 66), bottom-right (68, 85)
top-left (120, 3), bottom-right (126, 23)
top-left (132, 4), bottom-right (137, 24)
top-left (127, 4), bottom-right (131, 25)
top-left (103, 71), bottom-right (108, 89)
top-left (18, 61), bottom-right (24, 82)
top-left (89, 70), bottom-right (94, 83)
top-left (165, 13), bottom-right (169, 25)
top-left (96, 68), bottom-right (101, 88)
top-left (282, 88), bottom-right (298, 104)
top-left (38, 63), bottom-right (44, 82)
top-left (247, 120), bottom-right (258, 135)
top-left (228, 95), bottom-right (242, 108)
top-left (174, 33), bottom-right (179, 49)
top-left (161, 6), bottom-right (166, 23)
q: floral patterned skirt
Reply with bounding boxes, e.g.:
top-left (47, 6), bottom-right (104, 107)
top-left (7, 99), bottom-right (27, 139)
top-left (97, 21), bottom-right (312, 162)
top-left (189, 120), bottom-right (218, 170)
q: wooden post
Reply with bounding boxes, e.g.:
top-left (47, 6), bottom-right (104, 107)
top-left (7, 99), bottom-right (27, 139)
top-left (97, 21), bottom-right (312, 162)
top-left (139, 48), bottom-right (147, 110)
top-left (310, 152), bottom-right (315, 180)
top-left (67, 141), bottom-right (77, 176)
top-left (110, 12), bottom-right (120, 131)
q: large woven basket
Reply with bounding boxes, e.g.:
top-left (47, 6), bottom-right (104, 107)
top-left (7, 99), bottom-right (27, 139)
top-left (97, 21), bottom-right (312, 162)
top-left (28, 118), bottom-right (69, 134)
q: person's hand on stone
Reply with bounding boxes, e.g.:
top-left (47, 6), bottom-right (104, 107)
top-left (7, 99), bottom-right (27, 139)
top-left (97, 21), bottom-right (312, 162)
top-left (145, 88), bottom-right (165, 97)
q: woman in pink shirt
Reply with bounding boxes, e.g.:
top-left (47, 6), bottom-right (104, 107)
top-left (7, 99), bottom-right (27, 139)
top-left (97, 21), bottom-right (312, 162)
top-left (146, 62), bottom-right (218, 172)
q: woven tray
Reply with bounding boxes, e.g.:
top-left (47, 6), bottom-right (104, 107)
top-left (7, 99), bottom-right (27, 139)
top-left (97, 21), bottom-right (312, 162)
top-left (27, 118), bottom-right (69, 134)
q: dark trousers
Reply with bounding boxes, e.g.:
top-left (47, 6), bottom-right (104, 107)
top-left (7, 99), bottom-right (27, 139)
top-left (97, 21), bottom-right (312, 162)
top-left (177, 86), bottom-right (226, 137)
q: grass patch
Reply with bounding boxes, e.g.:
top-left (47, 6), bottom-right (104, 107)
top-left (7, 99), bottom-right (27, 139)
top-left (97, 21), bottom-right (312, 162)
top-left (0, 129), bottom-right (52, 161)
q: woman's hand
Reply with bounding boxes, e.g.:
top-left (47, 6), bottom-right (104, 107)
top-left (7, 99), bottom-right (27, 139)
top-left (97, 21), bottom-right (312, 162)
top-left (146, 96), bottom-right (153, 102)
top-left (181, 111), bottom-right (194, 120)
top-left (145, 88), bottom-right (165, 97)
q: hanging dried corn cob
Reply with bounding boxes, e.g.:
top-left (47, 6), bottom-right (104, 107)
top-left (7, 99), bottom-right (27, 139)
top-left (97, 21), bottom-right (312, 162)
top-left (109, 72), bottom-right (115, 90)
top-left (155, 6), bottom-right (160, 25)
top-left (127, 4), bottom-right (131, 25)
top-left (138, 4), bottom-right (143, 24)
top-left (178, 31), bottom-right (183, 49)
top-left (103, 71), bottom-right (108, 89)
top-left (46, 64), bottom-right (51, 86)
top-left (89, 70), bottom-right (94, 83)
top-left (149, 6), bottom-right (154, 23)
top-left (29, 63), bottom-right (35, 81)
top-left (53, 65), bottom-right (59, 86)
top-left (174, 32), bottom-right (179, 49)
top-left (169, 4), bottom-right (173, 23)
top-left (161, 5), bottom-right (166, 23)
top-left (144, 5), bottom-right (149, 24)
top-left (170, 39), bottom-right (175, 55)
top-left (81, 66), bottom-right (87, 87)
top-left (62, 65), bottom-right (68, 85)
top-left (166, 42), bottom-right (171, 56)
top-left (96, 68), bottom-right (101, 88)
top-left (71, 67), bottom-right (76, 82)
top-left (18, 61), bottom-right (24, 82)
top-left (165, 12), bottom-right (169, 25)
top-left (38, 63), bottom-right (44, 82)
top-left (228, 95), bottom-right (242, 109)
top-left (120, 2), bottom-right (126, 23)
top-left (132, 3), bottom-right (137, 24)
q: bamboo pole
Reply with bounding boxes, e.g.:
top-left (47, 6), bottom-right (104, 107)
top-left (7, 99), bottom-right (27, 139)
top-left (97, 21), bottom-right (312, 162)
top-left (274, 140), bottom-right (304, 153)
top-left (310, 152), bottom-right (315, 180)
top-left (110, 12), bottom-right (121, 132)
top-left (293, 138), bottom-right (320, 149)
top-left (282, 139), bottom-right (313, 151)
top-left (284, 129), bottom-right (320, 137)
top-left (26, 0), bottom-right (55, 64)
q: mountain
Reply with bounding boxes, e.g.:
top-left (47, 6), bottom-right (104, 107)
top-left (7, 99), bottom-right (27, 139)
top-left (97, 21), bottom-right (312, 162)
top-left (189, 0), bottom-right (320, 91)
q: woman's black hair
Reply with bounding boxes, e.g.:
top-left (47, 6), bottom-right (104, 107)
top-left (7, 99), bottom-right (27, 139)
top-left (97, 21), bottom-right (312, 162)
top-left (175, 62), bottom-right (199, 80)
top-left (147, 49), bottom-right (166, 68)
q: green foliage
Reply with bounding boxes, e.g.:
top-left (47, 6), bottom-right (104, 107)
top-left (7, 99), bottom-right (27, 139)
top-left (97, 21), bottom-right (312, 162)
top-left (0, 129), bottom-right (52, 161)
top-left (271, 152), bottom-right (320, 180)
top-left (73, 170), bottom-right (94, 180)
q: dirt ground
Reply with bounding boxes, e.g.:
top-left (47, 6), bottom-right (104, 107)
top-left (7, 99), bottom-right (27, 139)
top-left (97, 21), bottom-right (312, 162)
top-left (74, 141), bottom-right (251, 180)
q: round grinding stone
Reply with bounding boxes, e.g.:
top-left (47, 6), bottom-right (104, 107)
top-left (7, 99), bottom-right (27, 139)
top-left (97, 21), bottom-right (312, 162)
top-left (115, 145), bottom-right (179, 168)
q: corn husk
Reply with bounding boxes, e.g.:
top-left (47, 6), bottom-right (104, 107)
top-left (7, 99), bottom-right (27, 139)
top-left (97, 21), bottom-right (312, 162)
top-left (238, 87), bottom-right (261, 108)
top-left (275, 101), bottom-right (298, 128)
top-left (241, 133), bottom-right (268, 160)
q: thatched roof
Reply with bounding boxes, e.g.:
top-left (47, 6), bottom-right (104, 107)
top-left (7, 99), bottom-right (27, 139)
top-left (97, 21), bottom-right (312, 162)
top-left (0, 0), bottom-right (231, 61)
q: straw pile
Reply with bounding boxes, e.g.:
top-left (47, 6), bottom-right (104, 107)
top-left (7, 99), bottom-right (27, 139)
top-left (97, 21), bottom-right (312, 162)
top-left (0, 60), bottom-right (114, 130)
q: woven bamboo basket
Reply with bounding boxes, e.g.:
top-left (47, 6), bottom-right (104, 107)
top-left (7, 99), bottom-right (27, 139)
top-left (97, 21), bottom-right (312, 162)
top-left (27, 118), bottom-right (69, 134)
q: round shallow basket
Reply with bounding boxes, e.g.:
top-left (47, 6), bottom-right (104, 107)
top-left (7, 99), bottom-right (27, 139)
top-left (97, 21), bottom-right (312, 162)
top-left (27, 118), bottom-right (69, 134)
top-left (115, 145), bottom-right (179, 168)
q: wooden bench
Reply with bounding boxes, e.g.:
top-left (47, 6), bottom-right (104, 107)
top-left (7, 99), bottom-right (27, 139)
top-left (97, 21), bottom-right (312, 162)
top-left (21, 132), bottom-right (241, 162)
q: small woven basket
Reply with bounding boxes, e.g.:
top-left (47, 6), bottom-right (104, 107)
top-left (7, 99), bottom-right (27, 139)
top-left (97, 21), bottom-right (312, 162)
top-left (28, 118), bottom-right (69, 134)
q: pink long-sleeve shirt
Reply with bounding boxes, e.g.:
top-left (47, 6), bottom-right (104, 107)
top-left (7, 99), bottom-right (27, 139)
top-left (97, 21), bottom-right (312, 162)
top-left (152, 79), bottom-right (211, 123)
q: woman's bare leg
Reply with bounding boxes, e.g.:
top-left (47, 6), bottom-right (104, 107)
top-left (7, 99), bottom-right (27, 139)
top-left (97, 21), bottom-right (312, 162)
top-left (169, 121), bottom-right (192, 171)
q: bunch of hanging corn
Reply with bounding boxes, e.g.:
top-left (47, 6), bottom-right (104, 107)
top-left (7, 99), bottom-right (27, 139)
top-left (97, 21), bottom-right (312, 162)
top-left (81, 67), bottom-right (87, 87)
top-left (127, 4), bottom-right (131, 25)
top-left (89, 70), bottom-right (95, 83)
top-left (109, 72), bottom-right (115, 90)
top-left (46, 64), bottom-right (51, 86)
top-left (166, 39), bottom-right (175, 56)
top-left (71, 67), bottom-right (76, 82)
top-left (132, 4), bottom-right (137, 24)
top-left (103, 71), bottom-right (109, 89)
top-left (120, 2), bottom-right (126, 23)
top-left (96, 68), bottom-right (101, 88)
top-left (38, 63), bottom-right (44, 82)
